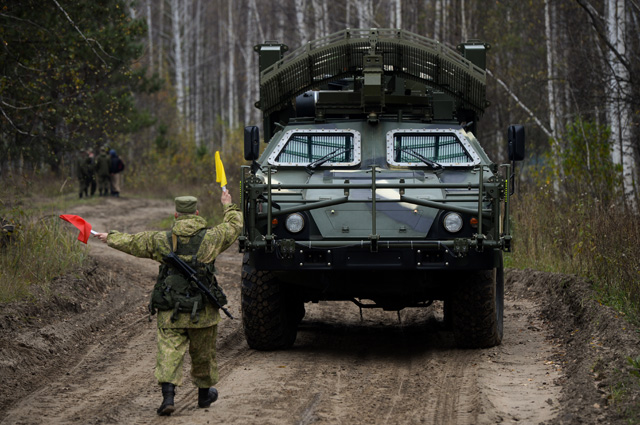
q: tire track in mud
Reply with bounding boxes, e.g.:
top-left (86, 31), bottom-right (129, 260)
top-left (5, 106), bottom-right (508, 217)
top-left (1, 275), bottom-right (561, 425)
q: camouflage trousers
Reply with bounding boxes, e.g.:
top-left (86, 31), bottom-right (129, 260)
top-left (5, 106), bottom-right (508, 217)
top-left (97, 175), bottom-right (110, 194)
top-left (154, 325), bottom-right (219, 388)
top-left (78, 177), bottom-right (91, 197)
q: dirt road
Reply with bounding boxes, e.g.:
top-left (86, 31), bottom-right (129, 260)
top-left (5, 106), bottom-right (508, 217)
top-left (3, 196), bottom-right (635, 424)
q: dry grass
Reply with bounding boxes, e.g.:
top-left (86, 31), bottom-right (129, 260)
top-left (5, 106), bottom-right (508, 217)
top-left (509, 182), bottom-right (640, 324)
top-left (0, 203), bottom-right (89, 302)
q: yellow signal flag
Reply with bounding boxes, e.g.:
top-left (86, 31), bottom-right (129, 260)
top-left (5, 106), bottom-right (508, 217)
top-left (215, 151), bottom-right (228, 192)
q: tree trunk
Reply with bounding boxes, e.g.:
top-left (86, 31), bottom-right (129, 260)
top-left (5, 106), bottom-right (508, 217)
top-left (295, 0), bottom-right (307, 44)
top-left (194, 0), bottom-right (203, 147)
top-left (461, 0), bottom-right (467, 41)
top-left (606, 0), bottom-right (636, 207)
top-left (158, 0), bottom-right (164, 78)
top-left (394, 0), bottom-right (402, 28)
top-left (227, 0), bottom-right (236, 129)
top-left (545, 0), bottom-right (563, 191)
top-left (146, 0), bottom-right (154, 73)
top-left (171, 0), bottom-right (185, 130)
top-left (312, 0), bottom-right (325, 38)
top-left (243, 1), bottom-right (256, 126)
top-left (183, 0), bottom-right (191, 138)
top-left (434, 0), bottom-right (441, 40)
top-left (357, 0), bottom-right (373, 28)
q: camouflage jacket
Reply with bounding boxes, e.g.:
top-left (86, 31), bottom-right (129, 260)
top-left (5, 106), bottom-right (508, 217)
top-left (96, 153), bottom-right (111, 177)
top-left (76, 157), bottom-right (93, 180)
top-left (106, 203), bottom-right (242, 328)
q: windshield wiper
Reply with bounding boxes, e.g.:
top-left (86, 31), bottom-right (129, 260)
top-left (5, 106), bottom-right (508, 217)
top-left (305, 148), bottom-right (348, 175)
top-left (400, 148), bottom-right (442, 169)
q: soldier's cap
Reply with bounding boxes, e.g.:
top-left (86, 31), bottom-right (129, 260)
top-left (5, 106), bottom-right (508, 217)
top-left (175, 196), bottom-right (198, 214)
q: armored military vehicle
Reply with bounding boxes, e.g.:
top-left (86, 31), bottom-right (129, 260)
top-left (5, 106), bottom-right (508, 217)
top-left (240, 29), bottom-right (525, 350)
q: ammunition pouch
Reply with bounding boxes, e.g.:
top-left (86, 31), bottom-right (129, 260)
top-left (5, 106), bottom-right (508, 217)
top-left (148, 229), bottom-right (227, 323)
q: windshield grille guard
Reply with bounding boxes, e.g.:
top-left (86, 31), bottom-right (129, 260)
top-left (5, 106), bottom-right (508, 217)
top-left (241, 164), bottom-right (512, 252)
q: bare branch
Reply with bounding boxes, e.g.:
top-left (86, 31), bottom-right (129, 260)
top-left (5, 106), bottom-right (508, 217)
top-left (574, 0), bottom-right (631, 73)
top-left (0, 104), bottom-right (30, 135)
top-left (2, 99), bottom-right (54, 110)
top-left (487, 69), bottom-right (554, 140)
top-left (628, 0), bottom-right (640, 13)
top-left (50, 0), bottom-right (108, 67)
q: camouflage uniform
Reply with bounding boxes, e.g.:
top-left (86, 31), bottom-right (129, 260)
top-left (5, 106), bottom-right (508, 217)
top-left (106, 202), bottom-right (242, 387)
top-left (95, 150), bottom-right (111, 196)
top-left (76, 154), bottom-right (92, 198)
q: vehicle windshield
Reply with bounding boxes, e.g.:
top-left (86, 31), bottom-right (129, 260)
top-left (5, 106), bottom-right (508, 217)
top-left (268, 129), bottom-right (361, 167)
top-left (387, 129), bottom-right (480, 167)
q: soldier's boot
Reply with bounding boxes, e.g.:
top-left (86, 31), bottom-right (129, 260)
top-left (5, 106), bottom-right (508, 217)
top-left (197, 387), bottom-right (218, 408)
top-left (157, 383), bottom-right (175, 416)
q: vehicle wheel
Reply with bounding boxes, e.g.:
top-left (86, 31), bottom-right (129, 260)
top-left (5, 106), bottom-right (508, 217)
top-left (241, 254), bottom-right (302, 350)
top-left (450, 258), bottom-right (504, 348)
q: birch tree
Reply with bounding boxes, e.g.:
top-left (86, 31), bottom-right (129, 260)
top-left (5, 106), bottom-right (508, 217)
top-left (461, 0), bottom-right (467, 41)
top-left (312, 0), bottom-right (328, 38)
top-left (434, 0), bottom-right (441, 40)
top-left (146, 0), bottom-right (154, 73)
top-left (158, 0), bottom-right (164, 78)
top-left (357, 0), bottom-right (373, 28)
top-left (394, 0), bottom-right (402, 28)
top-left (545, 0), bottom-right (563, 189)
top-left (242, 1), bottom-right (257, 127)
top-left (171, 0), bottom-right (186, 131)
top-left (227, 1), bottom-right (237, 129)
top-left (606, 0), bottom-right (636, 206)
top-left (295, 0), bottom-right (307, 43)
top-left (194, 0), bottom-right (204, 146)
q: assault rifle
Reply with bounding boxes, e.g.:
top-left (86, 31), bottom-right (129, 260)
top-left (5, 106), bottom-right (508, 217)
top-left (163, 252), bottom-right (234, 319)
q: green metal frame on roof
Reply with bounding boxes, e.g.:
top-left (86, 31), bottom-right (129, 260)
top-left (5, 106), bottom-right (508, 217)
top-left (257, 28), bottom-right (487, 117)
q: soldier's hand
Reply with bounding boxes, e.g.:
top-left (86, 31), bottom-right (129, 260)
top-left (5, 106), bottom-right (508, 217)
top-left (221, 190), bottom-right (232, 205)
top-left (94, 232), bottom-right (108, 243)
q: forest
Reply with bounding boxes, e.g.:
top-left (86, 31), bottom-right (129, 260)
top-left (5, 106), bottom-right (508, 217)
top-left (1, 0), bottom-right (639, 318)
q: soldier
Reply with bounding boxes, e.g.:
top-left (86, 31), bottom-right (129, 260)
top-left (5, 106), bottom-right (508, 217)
top-left (88, 151), bottom-right (97, 196)
top-left (76, 150), bottom-right (92, 198)
top-left (108, 149), bottom-right (125, 197)
top-left (94, 192), bottom-right (242, 415)
top-left (96, 147), bottom-right (111, 196)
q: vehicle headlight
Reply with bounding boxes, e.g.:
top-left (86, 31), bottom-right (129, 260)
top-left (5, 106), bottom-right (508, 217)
top-left (285, 213), bottom-right (305, 233)
top-left (443, 212), bottom-right (463, 233)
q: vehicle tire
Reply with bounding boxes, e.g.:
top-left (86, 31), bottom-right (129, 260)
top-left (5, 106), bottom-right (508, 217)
top-left (241, 254), bottom-right (302, 350)
top-left (450, 257), bottom-right (504, 348)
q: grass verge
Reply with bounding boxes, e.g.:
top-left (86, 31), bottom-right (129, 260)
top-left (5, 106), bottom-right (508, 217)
top-left (0, 205), bottom-right (89, 302)
top-left (508, 183), bottom-right (640, 326)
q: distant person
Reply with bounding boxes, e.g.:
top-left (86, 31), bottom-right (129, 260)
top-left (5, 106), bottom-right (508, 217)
top-left (108, 149), bottom-right (125, 197)
top-left (96, 147), bottom-right (111, 196)
top-left (76, 150), bottom-right (92, 198)
top-left (88, 151), bottom-right (97, 196)
top-left (94, 192), bottom-right (242, 416)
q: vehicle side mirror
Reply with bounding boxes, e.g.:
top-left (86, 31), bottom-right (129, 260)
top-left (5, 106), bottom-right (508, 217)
top-left (507, 125), bottom-right (525, 161)
top-left (244, 126), bottom-right (260, 160)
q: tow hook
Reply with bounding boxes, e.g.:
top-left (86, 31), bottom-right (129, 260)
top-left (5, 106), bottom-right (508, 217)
top-left (263, 234), bottom-right (275, 253)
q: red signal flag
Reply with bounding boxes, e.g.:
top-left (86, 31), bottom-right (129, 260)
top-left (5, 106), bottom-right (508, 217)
top-left (59, 214), bottom-right (93, 244)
